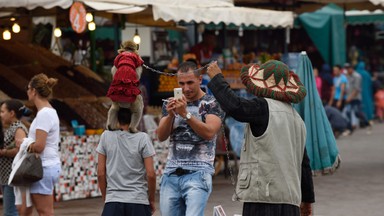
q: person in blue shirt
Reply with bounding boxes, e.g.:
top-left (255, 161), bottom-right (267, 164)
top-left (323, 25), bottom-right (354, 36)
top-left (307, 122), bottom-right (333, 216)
top-left (328, 65), bottom-right (348, 110)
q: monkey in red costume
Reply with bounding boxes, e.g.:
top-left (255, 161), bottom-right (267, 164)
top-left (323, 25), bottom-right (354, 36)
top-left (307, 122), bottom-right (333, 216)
top-left (106, 41), bottom-right (144, 132)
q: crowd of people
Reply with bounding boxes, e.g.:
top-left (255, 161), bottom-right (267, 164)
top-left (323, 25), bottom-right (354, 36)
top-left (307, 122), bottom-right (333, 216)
top-left (96, 60), bottom-right (315, 216)
top-left (314, 61), bottom-right (384, 138)
top-left (4, 57), bottom-right (383, 216)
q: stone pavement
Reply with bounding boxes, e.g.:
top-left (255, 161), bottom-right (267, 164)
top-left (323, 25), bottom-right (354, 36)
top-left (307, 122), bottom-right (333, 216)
top-left (1, 123), bottom-right (383, 216)
top-left (311, 122), bottom-right (384, 216)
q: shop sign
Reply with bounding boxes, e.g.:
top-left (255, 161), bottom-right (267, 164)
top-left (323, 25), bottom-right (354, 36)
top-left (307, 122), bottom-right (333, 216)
top-left (69, 2), bottom-right (87, 33)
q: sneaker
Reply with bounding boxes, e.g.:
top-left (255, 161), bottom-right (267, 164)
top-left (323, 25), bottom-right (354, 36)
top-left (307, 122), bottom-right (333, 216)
top-left (342, 130), bottom-right (351, 136)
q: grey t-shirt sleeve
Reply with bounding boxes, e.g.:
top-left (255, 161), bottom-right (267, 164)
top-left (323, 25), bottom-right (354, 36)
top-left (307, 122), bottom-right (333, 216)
top-left (96, 132), bottom-right (107, 155)
top-left (355, 74), bottom-right (362, 92)
top-left (141, 133), bottom-right (155, 159)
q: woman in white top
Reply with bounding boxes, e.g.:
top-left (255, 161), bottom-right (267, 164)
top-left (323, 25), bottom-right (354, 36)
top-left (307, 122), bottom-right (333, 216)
top-left (26, 73), bottom-right (61, 216)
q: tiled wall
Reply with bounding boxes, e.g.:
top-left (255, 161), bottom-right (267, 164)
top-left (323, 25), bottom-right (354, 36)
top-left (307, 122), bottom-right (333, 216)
top-left (55, 135), bottom-right (101, 201)
top-left (55, 132), bottom-right (168, 201)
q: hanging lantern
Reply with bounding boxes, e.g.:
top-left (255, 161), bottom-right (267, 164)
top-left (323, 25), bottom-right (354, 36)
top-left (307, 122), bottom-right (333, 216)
top-left (86, 13), bottom-right (93, 22)
top-left (3, 29), bottom-right (11, 40)
top-left (12, 23), bottom-right (21, 33)
top-left (54, 28), bottom-right (62, 37)
top-left (133, 28), bottom-right (141, 44)
top-left (88, 22), bottom-right (96, 31)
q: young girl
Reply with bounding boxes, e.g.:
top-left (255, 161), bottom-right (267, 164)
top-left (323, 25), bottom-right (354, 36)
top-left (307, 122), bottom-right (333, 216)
top-left (0, 99), bottom-right (29, 215)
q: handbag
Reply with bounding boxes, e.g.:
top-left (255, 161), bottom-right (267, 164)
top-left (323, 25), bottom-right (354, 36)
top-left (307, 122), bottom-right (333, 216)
top-left (9, 152), bottom-right (43, 186)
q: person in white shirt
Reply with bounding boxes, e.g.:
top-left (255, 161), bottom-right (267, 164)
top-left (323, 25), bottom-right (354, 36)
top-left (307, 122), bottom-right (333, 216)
top-left (25, 73), bottom-right (61, 216)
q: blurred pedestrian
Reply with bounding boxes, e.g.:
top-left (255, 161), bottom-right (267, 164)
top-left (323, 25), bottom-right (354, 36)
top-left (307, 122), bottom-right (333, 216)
top-left (374, 86), bottom-right (384, 122)
top-left (313, 67), bottom-right (322, 98)
top-left (0, 100), bottom-right (29, 216)
top-left (157, 61), bottom-right (224, 216)
top-left (24, 73), bottom-right (61, 215)
top-left (329, 65), bottom-right (348, 110)
top-left (324, 105), bottom-right (349, 138)
top-left (343, 63), bottom-right (369, 129)
top-left (97, 108), bottom-right (156, 216)
top-left (372, 72), bottom-right (383, 95)
top-left (319, 64), bottom-right (333, 103)
top-left (190, 31), bottom-right (217, 65)
top-left (355, 61), bottom-right (374, 121)
top-left (206, 60), bottom-right (314, 216)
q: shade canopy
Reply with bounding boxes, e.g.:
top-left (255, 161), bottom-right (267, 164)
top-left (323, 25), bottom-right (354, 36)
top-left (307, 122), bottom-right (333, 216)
top-left (0, 0), bottom-right (72, 9)
top-left (370, 0), bottom-right (384, 6)
top-left (300, 0), bottom-right (365, 2)
top-left (346, 9), bottom-right (384, 25)
top-left (85, 0), bottom-right (233, 7)
top-left (298, 3), bottom-right (346, 66)
top-left (293, 51), bottom-right (341, 174)
top-left (82, 1), bottom-right (147, 14)
top-left (153, 5), bottom-right (294, 28)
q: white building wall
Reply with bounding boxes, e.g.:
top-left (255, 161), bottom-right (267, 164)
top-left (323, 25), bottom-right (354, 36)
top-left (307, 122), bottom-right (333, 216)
top-left (121, 24), bottom-right (153, 63)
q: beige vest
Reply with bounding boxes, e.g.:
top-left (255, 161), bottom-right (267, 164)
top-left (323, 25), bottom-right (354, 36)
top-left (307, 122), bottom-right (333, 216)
top-left (233, 98), bottom-right (306, 207)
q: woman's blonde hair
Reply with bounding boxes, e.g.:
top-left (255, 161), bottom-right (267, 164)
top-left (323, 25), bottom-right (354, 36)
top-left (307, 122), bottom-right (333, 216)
top-left (29, 73), bottom-right (58, 98)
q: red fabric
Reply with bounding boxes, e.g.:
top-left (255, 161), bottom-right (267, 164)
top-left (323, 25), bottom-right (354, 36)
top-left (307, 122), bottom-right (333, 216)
top-left (107, 52), bottom-right (144, 103)
top-left (190, 42), bottom-right (213, 64)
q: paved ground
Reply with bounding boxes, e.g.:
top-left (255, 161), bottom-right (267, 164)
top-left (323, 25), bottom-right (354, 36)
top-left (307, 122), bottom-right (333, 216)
top-left (1, 123), bottom-right (383, 215)
top-left (311, 122), bottom-right (384, 216)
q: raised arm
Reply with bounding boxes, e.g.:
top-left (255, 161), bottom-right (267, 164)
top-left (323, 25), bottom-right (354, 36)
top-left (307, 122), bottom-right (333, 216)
top-left (157, 99), bottom-right (177, 142)
top-left (206, 62), bottom-right (268, 123)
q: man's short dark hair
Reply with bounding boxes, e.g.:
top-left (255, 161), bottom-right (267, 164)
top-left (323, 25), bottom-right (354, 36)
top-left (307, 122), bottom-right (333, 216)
top-left (117, 108), bottom-right (132, 126)
top-left (334, 64), bottom-right (342, 70)
top-left (177, 61), bottom-right (199, 76)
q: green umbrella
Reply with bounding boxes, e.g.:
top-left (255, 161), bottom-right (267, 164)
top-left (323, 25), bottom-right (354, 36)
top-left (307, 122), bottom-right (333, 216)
top-left (293, 51), bottom-right (341, 175)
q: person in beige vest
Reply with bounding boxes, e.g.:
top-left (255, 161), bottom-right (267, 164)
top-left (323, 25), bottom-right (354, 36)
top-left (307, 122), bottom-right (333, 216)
top-left (206, 60), bottom-right (315, 216)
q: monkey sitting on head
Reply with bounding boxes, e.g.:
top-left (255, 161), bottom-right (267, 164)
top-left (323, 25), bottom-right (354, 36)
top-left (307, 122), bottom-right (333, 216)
top-left (106, 40), bottom-right (144, 132)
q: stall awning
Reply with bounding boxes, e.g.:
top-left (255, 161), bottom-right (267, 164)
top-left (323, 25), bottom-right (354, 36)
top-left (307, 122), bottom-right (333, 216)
top-left (83, 0), bottom-right (233, 8)
top-left (0, 0), bottom-right (73, 9)
top-left (346, 9), bottom-right (384, 24)
top-left (82, 1), bottom-right (147, 14)
top-left (153, 6), bottom-right (294, 28)
top-left (370, 0), bottom-right (384, 6)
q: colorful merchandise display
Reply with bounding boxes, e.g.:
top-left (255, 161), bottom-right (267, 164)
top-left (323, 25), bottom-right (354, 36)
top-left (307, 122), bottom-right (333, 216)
top-left (55, 126), bottom-right (168, 201)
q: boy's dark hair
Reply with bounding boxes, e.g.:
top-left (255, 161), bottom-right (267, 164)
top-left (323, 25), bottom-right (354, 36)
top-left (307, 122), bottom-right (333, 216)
top-left (117, 108), bottom-right (132, 126)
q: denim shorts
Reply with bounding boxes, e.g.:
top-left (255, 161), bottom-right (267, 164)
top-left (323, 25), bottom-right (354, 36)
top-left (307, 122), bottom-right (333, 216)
top-left (30, 164), bottom-right (61, 195)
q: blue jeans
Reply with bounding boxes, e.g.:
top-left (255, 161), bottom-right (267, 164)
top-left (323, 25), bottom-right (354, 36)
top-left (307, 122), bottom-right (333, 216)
top-left (160, 171), bottom-right (212, 216)
top-left (343, 99), bottom-right (369, 129)
top-left (1, 185), bottom-right (19, 216)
